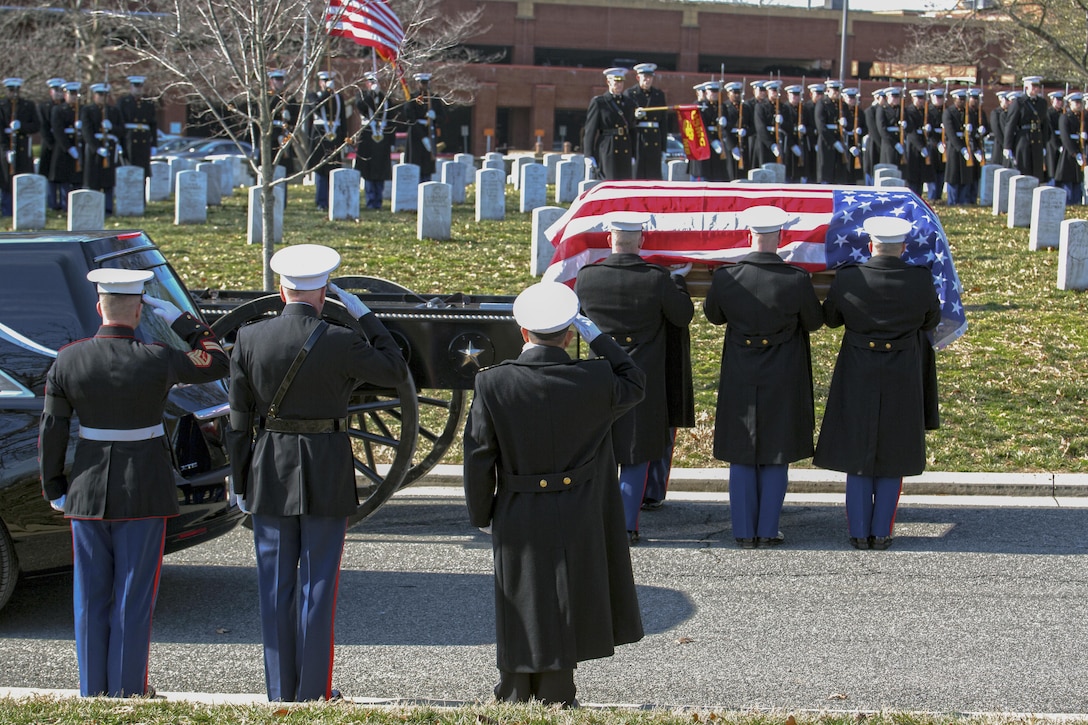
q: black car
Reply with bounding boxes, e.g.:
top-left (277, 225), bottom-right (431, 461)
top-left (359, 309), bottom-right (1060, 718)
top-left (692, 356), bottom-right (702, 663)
top-left (0, 231), bottom-right (244, 611)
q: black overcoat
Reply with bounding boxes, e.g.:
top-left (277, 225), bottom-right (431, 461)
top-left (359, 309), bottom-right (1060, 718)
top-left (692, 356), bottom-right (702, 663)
top-left (575, 254), bottom-right (694, 464)
top-left (463, 337), bottom-right (645, 672)
top-left (1004, 94), bottom-right (1048, 180)
top-left (624, 85), bottom-right (666, 180)
top-left (582, 92), bottom-right (634, 180)
top-left (0, 96), bottom-right (40, 191)
top-left (404, 93), bottom-right (446, 178)
top-left (813, 256), bottom-right (940, 478)
top-left (117, 94), bottom-right (158, 178)
top-left (354, 89), bottom-right (394, 181)
top-left (1054, 110), bottom-right (1084, 186)
top-left (703, 252), bottom-right (822, 465)
top-left (227, 303), bottom-right (408, 517)
top-left (81, 102), bottom-right (124, 191)
top-left (49, 102), bottom-right (80, 184)
top-left (39, 313), bottom-right (229, 519)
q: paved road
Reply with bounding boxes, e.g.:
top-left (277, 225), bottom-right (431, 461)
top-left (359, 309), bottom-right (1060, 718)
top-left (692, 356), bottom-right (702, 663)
top-left (2, 487), bottom-right (1086, 714)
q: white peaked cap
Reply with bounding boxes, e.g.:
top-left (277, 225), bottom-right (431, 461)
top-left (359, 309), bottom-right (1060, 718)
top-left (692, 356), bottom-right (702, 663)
top-left (87, 268), bottom-right (154, 295)
top-left (607, 211), bottom-right (650, 232)
top-left (742, 206), bottom-right (791, 234)
top-left (513, 282), bottom-right (579, 334)
top-left (863, 216), bottom-right (913, 244)
top-left (270, 244), bottom-right (342, 290)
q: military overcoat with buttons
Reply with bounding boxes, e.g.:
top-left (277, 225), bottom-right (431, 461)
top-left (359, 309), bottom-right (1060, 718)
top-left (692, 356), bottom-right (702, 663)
top-left (813, 256), bottom-right (940, 477)
top-left (575, 253), bottom-right (694, 465)
top-left (582, 91), bottom-right (635, 180)
top-left (40, 311), bottom-right (230, 519)
top-left (463, 335), bottom-right (645, 673)
top-left (227, 303), bottom-right (408, 517)
top-left (624, 84), bottom-right (667, 179)
top-left (703, 252), bottom-right (823, 465)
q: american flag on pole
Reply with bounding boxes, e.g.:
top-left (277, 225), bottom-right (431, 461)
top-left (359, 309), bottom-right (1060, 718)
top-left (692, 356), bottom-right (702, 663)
top-left (544, 181), bottom-right (967, 349)
top-left (326, 0), bottom-right (405, 62)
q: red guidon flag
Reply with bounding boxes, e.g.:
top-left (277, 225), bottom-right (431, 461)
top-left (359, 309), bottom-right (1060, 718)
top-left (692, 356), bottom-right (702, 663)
top-left (543, 181), bottom-right (967, 349)
top-left (675, 105), bottom-right (710, 161)
top-left (326, 0), bottom-right (405, 62)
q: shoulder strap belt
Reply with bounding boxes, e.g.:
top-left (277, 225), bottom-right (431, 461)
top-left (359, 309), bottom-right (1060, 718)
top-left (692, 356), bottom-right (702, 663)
top-left (267, 321), bottom-right (328, 418)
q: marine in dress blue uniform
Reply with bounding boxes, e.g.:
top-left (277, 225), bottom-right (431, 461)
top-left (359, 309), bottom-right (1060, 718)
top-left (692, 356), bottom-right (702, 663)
top-left (813, 217), bottom-right (940, 550)
top-left (39, 77), bottom-right (67, 210)
top-left (1053, 92), bottom-right (1085, 205)
top-left (117, 76), bottom-right (158, 179)
top-left (39, 268), bottom-right (229, 697)
top-left (583, 68), bottom-right (635, 181)
top-left (625, 63), bottom-right (667, 180)
top-left (463, 282), bottom-right (645, 706)
top-left (81, 83), bottom-right (124, 214)
top-left (1003, 76), bottom-right (1049, 182)
top-left (227, 245), bottom-right (408, 701)
top-left (703, 207), bottom-right (823, 547)
top-left (575, 213), bottom-right (694, 543)
top-left (305, 71), bottom-right (347, 210)
top-left (404, 73), bottom-right (446, 182)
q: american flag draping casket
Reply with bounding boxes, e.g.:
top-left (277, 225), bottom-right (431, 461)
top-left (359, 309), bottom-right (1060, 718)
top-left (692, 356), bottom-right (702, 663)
top-left (543, 181), bottom-right (967, 349)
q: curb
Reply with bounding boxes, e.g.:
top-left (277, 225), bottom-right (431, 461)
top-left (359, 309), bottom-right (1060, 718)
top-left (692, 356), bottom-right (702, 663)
top-left (412, 464), bottom-right (1088, 498)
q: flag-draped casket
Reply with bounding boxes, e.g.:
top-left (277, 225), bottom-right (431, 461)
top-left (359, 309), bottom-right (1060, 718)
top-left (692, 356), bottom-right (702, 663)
top-left (544, 181), bottom-right (967, 349)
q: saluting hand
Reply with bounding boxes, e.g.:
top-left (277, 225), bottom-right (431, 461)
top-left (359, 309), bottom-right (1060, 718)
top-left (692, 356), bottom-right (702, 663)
top-left (328, 282), bottom-right (372, 320)
top-left (142, 294), bottom-right (183, 325)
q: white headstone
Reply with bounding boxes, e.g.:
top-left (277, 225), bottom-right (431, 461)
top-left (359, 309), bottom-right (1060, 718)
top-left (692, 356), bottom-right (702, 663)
top-left (1058, 219), bottom-right (1088, 290)
top-left (747, 168), bottom-right (774, 183)
top-left (1028, 186), bottom-right (1066, 251)
top-left (874, 163), bottom-right (899, 175)
top-left (247, 185), bottom-right (285, 245)
top-left (531, 206), bottom-right (566, 277)
top-left (417, 181), bottom-right (452, 241)
top-left (762, 162), bottom-right (786, 184)
top-left (207, 155), bottom-right (237, 192)
top-left (147, 161), bottom-right (170, 202)
top-left (68, 189), bottom-right (105, 231)
top-left (475, 168), bottom-right (505, 221)
top-left (578, 179), bottom-right (600, 196)
top-left (555, 160), bottom-right (580, 203)
top-left (391, 163), bottom-right (421, 212)
top-left (667, 159), bottom-right (690, 181)
top-left (519, 163), bottom-right (547, 213)
top-left (483, 156), bottom-right (505, 173)
top-left (455, 153), bottom-right (476, 183)
top-left (1007, 175), bottom-right (1040, 229)
top-left (195, 162), bottom-right (221, 206)
top-left (12, 173), bottom-right (46, 230)
top-left (441, 161), bottom-right (467, 204)
top-left (329, 167), bottom-right (361, 221)
top-left (543, 153), bottom-right (562, 184)
top-left (876, 176), bottom-right (908, 188)
top-left (511, 156), bottom-right (533, 191)
top-left (992, 167), bottom-right (1016, 215)
top-left (175, 170), bottom-right (208, 224)
top-left (434, 158), bottom-right (449, 182)
top-left (565, 154), bottom-right (586, 180)
top-left (979, 164), bottom-right (1001, 207)
top-left (114, 166), bottom-right (146, 217)
top-left (874, 167), bottom-right (903, 184)
top-left (168, 157), bottom-right (194, 194)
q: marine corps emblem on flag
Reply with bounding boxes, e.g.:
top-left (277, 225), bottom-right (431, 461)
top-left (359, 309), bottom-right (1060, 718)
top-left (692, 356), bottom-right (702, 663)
top-left (676, 105), bottom-right (710, 161)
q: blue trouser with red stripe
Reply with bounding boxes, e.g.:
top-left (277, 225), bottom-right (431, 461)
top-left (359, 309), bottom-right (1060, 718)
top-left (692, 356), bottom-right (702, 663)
top-left (252, 514), bottom-right (348, 702)
top-left (727, 463), bottom-right (789, 540)
top-left (619, 462), bottom-right (651, 532)
top-left (71, 517), bottom-right (167, 697)
top-left (845, 475), bottom-right (903, 538)
top-left (643, 429), bottom-right (676, 505)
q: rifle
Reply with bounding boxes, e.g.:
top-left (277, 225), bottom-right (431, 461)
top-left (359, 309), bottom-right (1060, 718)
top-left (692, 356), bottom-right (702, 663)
top-left (853, 78), bottom-right (862, 169)
top-left (898, 78), bottom-right (907, 165)
top-left (963, 88), bottom-right (975, 168)
top-left (423, 87), bottom-right (436, 161)
top-left (941, 79), bottom-right (949, 163)
top-left (6, 96), bottom-right (14, 178)
top-left (737, 76), bottom-right (745, 170)
top-left (718, 64), bottom-right (726, 160)
top-left (835, 87), bottom-right (849, 165)
top-left (73, 93), bottom-right (81, 175)
top-left (773, 77), bottom-right (781, 160)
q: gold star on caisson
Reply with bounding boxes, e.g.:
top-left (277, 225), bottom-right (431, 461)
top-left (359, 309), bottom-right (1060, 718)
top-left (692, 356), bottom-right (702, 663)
top-left (457, 340), bottom-right (485, 368)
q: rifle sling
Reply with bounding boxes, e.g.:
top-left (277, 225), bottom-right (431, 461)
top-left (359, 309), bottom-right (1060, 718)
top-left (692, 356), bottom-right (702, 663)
top-left (267, 321), bottom-right (328, 418)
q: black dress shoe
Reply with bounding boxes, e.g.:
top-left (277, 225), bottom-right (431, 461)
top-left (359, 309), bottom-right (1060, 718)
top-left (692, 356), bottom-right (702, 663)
top-left (849, 537), bottom-right (870, 550)
top-left (641, 498), bottom-right (664, 511)
top-left (758, 532), bottom-right (785, 546)
top-left (628, 530), bottom-right (640, 546)
top-left (735, 537), bottom-right (757, 549)
top-left (328, 689), bottom-right (344, 701)
top-left (870, 535), bottom-right (894, 550)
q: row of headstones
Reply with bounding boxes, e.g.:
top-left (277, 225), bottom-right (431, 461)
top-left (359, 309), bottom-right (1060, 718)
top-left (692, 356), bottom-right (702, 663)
top-left (979, 164), bottom-right (1088, 290)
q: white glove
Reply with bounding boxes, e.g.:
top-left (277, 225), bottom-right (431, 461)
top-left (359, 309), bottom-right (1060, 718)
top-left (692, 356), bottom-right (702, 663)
top-left (142, 294), bottom-right (183, 325)
top-left (894, 142), bottom-right (904, 155)
top-left (775, 114), bottom-right (783, 124)
top-left (979, 126), bottom-right (987, 136)
top-left (899, 120), bottom-right (907, 128)
top-left (237, 497), bottom-right (250, 514)
top-left (920, 147), bottom-right (929, 158)
top-left (838, 117), bottom-right (847, 127)
top-left (797, 124), bottom-right (806, 134)
top-left (587, 157), bottom-right (597, 168)
top-left (710, 139), bottom-right (724, 155)
top-left (1078, 154), bottom-right (1084, 166)
top-left (791, 144), bottom-right (802, 158)
top-left (669, 263), bottom-right (692, 278)
top-left (478, 525), bottom-right (492, 535)
top-left (771, 143), bottom-right (780, 158)
top-left (97, 147), bottom-right (109, 157)
top-left (938, 142), bottom-right (946, 154)
top-left (833, 140), bottom-right (845, 154)
top-left (101, 119), bottom-right (112, 131)
top-left (425, 109), bottom-right (436, 120)
top-left (74, 120), bottom-right (82, 131)
top-left (961, 148), bottom-right (970, 161)
top-left (850, 145), bottom-right (860, 157)
top-left (573, 314), bottom-right (602, 342)
top-left (718, 116), bottom-right (728, 128)
top-left (974, 150), bottom-right (984, 162)
top-left (10, 119), bottom-right (19, 131)
top-left (965, 123), bottom-right (974, 133)
top-left (731, 146), bottom-right (741, 161)
top-left (328, 282), bottom-right (371, 319)
top-left (49, 495), bottom-right (66, 512)
top-left (737, 127), bottom-right (747, 138)
top-left (68, 146), bottom-right (79, 160)
top-left (1003, 148), bottom-right (1013, 161)
top-left (1043, 148), bottom-right (1048, 157)
top-left (150, 146), bottom-right (158, 156)
top-left (1081, 132), bottom-right (1087, 141)
top-left (924, 123), bottom-right (932, 133)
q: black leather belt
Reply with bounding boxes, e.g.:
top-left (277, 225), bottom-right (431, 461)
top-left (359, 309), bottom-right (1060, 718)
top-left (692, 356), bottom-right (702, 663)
top-left (601, 127), bottom-right (628, 137)
top-left (261, 417), bottom-right (349, 434)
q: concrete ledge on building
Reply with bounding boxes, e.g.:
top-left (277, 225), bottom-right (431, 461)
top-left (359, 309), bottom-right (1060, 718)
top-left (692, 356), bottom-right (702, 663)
top-left (410, 465), bottom-right (1086, 498)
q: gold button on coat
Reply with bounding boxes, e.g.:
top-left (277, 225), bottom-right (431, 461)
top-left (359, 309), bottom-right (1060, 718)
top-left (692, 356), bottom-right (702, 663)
top-left (869, 341), bottom-right (876, 348)
top-left (563, 477), bottom-right (572, 485)
top-left (539, 479), bottom-right (547, 488)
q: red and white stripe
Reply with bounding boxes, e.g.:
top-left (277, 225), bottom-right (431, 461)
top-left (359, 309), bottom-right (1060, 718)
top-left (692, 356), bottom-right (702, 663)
top-left (326, 0), bottom-right (405, 60)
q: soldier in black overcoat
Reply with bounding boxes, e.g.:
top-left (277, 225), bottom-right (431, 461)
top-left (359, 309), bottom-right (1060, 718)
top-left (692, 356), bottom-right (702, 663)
top-left (404, 72), bottom-right (446, 182)
top-left (754, 81), bottom-right (785, 168)
top-left (802, 85), bottom-right (821, 182)
top-left (304, 71), bottom-right (347, 209)
top-left (81, 83), bottom-right (124, 213)
top-left (813, 216), bottom-right (940, 551)
top-left (814, 83), bottom-right (844, 183)
top-left (878, 87), bottom-right (906, 168)
top-left (39, 268), bottom-right (229, 697)
top-left (862, 89), bottom-right (885, 185)
top-left (704, 207), bottom-right (822, 548)
top-left (50, 81), bottom-right (83, 205)
top-left (925, 88), bottom-right (947, 201)
top-left (784, 85), bottom-right (807, 182)
top-left (903, 90), bottom-right (931, 197)
top-left (353, 72), bottom-right (395, 210)
top-left (1045, 90), bottom-right (1064, 183)
top-left (943, 89), bottom-right (972, 206)
top-left (0, 77), bottom-right (41, 215)
top-left (1003, 76), bottom-right (1049, 181)
top-left (575, 213), bottom-right (694, 544)
top-left (463, 282), bottom-right (645, 707)
top-left (227, 245), bottom-right (408, 701)
top-left (117, 76), bottom-right (158, 179)
top-left (989, 91), bottom-right (1009, 168)
top-left (583, 67), bottom-right (634, 180)
top-left (40, 77), bottom-right (67, 210)
top-left (264, 69), bottom-right (299, 177)
top-left (1054, 92), bottom-right (1085, 205)
top-left (625, 63), bottom-right (667, 179)
top-left (694, 81), bottom-right (732, 182)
